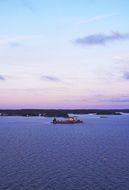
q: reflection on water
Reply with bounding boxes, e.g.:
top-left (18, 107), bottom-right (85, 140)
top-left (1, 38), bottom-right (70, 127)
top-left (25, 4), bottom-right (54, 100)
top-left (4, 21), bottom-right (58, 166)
top-left (0, 115), bottom-right (129, 190)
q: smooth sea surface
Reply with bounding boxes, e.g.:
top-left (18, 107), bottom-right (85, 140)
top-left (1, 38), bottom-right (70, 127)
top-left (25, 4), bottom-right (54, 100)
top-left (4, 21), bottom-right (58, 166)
top-left (0, 114), bottom-right (129, 190)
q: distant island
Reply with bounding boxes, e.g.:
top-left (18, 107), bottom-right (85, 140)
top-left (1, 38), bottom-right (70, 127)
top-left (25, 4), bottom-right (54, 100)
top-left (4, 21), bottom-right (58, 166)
top-left (0, 109), bottom-right (129, 117)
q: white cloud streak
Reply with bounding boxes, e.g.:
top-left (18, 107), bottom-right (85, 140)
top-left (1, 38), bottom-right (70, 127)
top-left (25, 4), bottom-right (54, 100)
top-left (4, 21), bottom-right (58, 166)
top-left (79, 13), bottom-right (118, 24)
top-left (0, 35), bottom-right (41, 46)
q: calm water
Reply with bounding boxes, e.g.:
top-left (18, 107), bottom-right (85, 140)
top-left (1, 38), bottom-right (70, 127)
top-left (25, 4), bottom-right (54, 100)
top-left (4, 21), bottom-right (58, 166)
top-left (0, 114), bottom-right (129, 190)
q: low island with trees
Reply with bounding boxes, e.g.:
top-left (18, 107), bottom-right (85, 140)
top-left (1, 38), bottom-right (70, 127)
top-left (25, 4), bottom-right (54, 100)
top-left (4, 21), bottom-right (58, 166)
top-left (0, 109), bottom-right (129, 117)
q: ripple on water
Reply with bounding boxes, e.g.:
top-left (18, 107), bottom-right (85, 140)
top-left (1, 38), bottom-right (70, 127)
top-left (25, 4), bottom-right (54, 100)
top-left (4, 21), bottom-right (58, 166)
top-left (0, 116), bottom-right (129, 190)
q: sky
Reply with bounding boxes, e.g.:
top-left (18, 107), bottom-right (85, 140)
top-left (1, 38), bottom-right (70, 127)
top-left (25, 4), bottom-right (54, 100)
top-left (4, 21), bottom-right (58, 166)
top-left (0, 0), bottom-right (129, 109)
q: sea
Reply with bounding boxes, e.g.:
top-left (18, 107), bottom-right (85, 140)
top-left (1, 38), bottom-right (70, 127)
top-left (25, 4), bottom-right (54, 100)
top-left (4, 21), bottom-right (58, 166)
top-left (0, 114), bottom-right (129, 190)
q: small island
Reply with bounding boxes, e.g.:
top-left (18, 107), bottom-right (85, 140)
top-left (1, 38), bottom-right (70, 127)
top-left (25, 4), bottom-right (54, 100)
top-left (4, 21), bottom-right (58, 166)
top-left (0, 109), bottom-right (128, 117)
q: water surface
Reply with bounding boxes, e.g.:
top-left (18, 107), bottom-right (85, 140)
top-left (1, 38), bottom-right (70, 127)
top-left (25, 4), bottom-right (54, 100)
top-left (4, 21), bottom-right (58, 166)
top-left (0, 115), bottom-right (129, 190)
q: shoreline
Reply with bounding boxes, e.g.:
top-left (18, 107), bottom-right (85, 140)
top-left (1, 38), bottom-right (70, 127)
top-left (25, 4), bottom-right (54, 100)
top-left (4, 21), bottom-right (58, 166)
top-left (0, 109), bottom-right (129, 117)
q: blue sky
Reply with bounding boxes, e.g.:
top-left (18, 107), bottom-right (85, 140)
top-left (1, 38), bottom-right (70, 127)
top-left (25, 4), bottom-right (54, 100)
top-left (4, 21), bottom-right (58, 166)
top-left (0, 0), bottom-right (129, 108)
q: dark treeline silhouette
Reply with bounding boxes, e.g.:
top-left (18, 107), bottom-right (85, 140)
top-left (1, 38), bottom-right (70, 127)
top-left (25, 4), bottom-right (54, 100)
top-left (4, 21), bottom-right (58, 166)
top-left (0, 109), bottom-right (129, 117)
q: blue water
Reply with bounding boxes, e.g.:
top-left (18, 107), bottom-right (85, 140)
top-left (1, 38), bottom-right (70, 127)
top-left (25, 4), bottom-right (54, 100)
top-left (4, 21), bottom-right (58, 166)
top-left (0, 114), bottom-right (129, 190)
